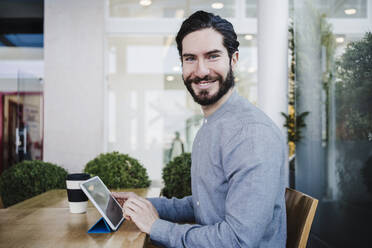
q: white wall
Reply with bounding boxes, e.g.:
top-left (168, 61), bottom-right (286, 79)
top-left (44, 0), bottom-right (105, 172)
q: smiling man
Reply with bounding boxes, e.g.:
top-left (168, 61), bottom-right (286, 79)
top-left (113, 11), bottom-right (287, 247)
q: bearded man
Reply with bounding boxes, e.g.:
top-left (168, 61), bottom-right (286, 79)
top-left (113, 10), bottom-right (287, 248)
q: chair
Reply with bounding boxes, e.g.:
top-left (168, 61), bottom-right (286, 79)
top-left (285, 188), bottom-right (318, 248)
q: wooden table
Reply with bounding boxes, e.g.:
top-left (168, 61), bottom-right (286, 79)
top-left (0, 188), bottom-right (161, 248)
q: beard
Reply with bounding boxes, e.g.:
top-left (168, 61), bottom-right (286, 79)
top-left (183, 67), bottom-right (235, 106)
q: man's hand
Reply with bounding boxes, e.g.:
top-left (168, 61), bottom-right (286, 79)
top-left (111, 192), bottom-right (140, 220)
top-left (111, 191), bottom-right (139, 207)
top-left (123, 196), bottom-right (159, 234)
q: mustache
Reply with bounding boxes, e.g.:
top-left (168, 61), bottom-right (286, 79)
top-left (185, 75), bottom-right (221, 84)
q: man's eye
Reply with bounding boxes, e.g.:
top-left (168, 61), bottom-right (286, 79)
top-left (209, 54), bottom-right (219, 59)
top-left (184, 57), bottom-right (195, 62)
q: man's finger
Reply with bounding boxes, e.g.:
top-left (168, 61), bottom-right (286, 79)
top-left (122, 207), bottom-right (132, 220)
top-left (124, 200), bottom-right (143, 212)
top-left (112, 192), bottom-right (134, 199)
top-left (123, 212), bottom-right (131, 221)
top-left (124, 198), bottom-right (143, 211)
top-left (124, 205), bottom-right (137, 219)
top-left (134, 196), bottom-right (152, 207)
top-left (126, 197), bottom-right (148, 210)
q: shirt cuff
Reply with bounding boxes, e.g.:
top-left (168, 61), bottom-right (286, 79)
top-left (150, 219), bottom-right (173, 246)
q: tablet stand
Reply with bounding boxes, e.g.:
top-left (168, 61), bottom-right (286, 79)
top-left (87, 217), bottom-right (113, 233)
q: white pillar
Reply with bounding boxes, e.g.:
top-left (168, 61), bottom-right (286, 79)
top-left (257, 0), bottom-right (288, 136)
top-left (44, 0), bottom-right (105, 173)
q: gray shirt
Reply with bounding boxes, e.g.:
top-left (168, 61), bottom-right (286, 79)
top-left (149, 90), bottom-right (287, 247)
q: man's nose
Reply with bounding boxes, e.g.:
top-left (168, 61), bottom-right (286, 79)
top-left (194, 60), bottom-right (210, 78)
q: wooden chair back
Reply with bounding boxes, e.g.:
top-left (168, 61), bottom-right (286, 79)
top-left (285, 188), bottom-right (318, 248)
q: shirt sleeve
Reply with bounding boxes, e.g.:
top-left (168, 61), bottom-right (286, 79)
top-left (149, 124), bottom-right (287, 247)
top-left (148, 196), bottom-right (195, 223)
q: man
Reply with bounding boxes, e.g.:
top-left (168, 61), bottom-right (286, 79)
top-left (113, 10), bottom-right (287, 247)
top-left (169, 131), bottom-right (184, 161)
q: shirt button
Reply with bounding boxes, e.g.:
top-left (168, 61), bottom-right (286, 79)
top-left (204, 119), bottom-right (208, 124)
top-left (197, 201), bottom-right (200, 206)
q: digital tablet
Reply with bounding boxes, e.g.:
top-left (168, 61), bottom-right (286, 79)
top-left (80, 176), bottom-right (125, 231)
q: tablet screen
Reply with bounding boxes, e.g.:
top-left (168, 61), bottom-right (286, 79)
top-left (82, 177), bottom-right (123, 227)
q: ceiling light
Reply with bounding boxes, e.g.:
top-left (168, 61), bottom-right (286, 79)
top-left (211, 2), bottom-right (224, 9)
top-left (244, 34), bottom-right (253, 41)
top-left (175, 9), bottom-right (185, 18)
top-left (166, 75), bottom-right (175, 81)
top-left (139, 0), bottom-right (152, 7)
top-left (336, 37), bottom-right (345, 43)
top-left (344, 8), bottom-right (357, 15)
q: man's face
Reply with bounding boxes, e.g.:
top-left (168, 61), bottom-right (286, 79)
top-left (181, 28), bottom-right (238, 106)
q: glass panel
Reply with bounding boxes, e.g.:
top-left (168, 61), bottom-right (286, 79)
top-left (319, 0), bottom-right (367, 18)
top-left (293, 0), bottom-right (372, 246)
top-left (106, 34), bottom-right (257, 185)
top-left (109, 0), bottom-right (236, 18)
top-left (17, 71), bottom-right (43, 163)
top-left (245, 0), bottom-right (257, 18)
top-left (245, 0), bottom-right (368, 19)
top-left (236, 34), bottom-right (257, 104)
top-left (0, 70), bottom-right (43, 173)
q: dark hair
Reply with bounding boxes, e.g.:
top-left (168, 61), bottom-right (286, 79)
top-left (176, 10), bottom-right (239, 60)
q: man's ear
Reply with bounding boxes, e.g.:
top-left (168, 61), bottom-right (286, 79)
top-left (230, 51), bottom-right (239, 70)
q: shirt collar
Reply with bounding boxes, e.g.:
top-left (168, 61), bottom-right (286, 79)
top-left (204, 89), bottom-right (238, 124)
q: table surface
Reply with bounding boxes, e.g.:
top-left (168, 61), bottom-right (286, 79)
top-left (0, 188), bottom-right (161, 248)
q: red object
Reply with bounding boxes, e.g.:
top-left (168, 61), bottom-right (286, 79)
top-left (0, 92), bottom-right (43, 175)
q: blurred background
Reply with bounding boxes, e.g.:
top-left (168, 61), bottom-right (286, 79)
top-left (0, 0), bottom-right (371, 247)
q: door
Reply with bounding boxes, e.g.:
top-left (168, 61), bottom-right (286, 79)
top-left (16, 71), bottom-right (43, 163)
top-left (0, 71), bottom-right (43, 174)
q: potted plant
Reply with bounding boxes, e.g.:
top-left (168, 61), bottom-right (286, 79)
top-left (84, 151), bottom-right (151, 189)
top-left (162, 153), bottom-right (191, 198)
top-left (0, 160), bottom-right (68, 207)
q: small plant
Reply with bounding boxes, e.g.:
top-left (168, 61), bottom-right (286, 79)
top-left (281, 110), bottom-right (310, 143)
top-left (162, 153), bottom-right (191, 198)
top-left (282, 21), bottom-right (310, 154)
top-left (84, 151), bottom-right (151, 189)
top-left (0, 160), bottom-right (68, 207)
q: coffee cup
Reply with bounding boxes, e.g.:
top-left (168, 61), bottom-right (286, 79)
top-left (66, 173), bottom-right (90, 213)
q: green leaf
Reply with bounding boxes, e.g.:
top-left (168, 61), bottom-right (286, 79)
top-left (162, 153), bottom-right (191, 199)
top-left (0, 160), bottom-right (68, 207)
top-left (84, 152), bottom-right (151, 189)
